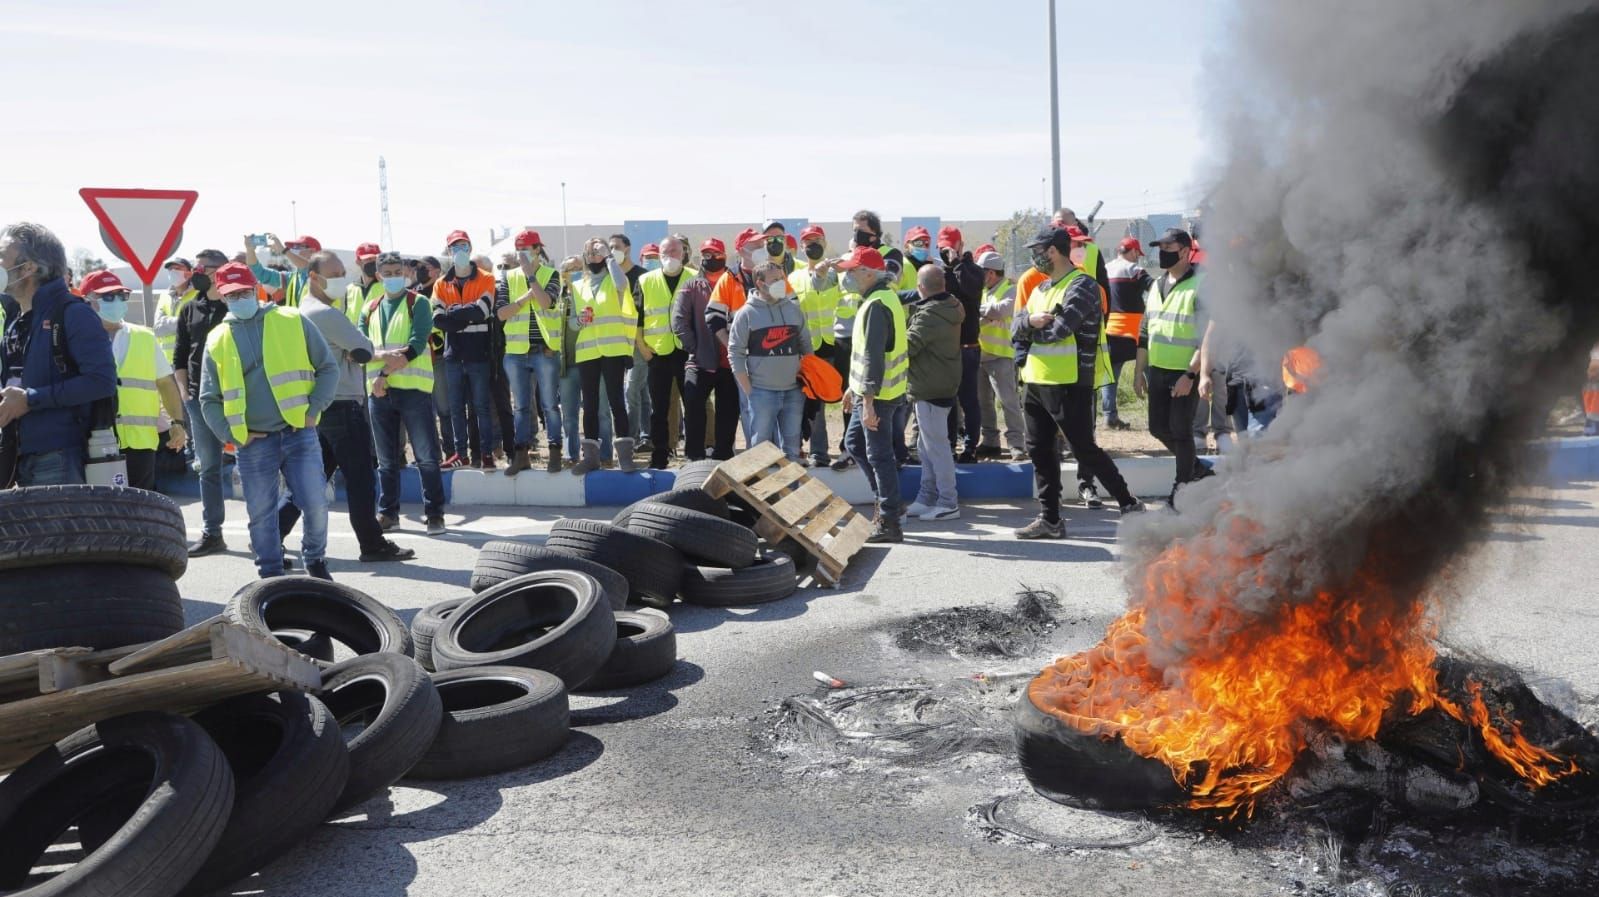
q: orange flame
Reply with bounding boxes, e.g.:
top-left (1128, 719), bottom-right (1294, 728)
top-left (1028, 516), bottom-right (1576, 816)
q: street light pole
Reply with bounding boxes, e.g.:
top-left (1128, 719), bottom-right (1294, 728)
top-left (1048, 0), bottom-right (1062, 214)
top-left (561, 181), bottom-right (569, 259)
top-left (291, 200), bottom-right (298, 236)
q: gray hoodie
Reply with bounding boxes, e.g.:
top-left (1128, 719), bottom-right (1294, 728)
top-left (729, 294), bottom-right (812, 390)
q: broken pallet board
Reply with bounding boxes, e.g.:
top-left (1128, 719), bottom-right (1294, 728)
top-left (0, 616), bottom-right (321, 772)
top-left (704, 442), bottom-right (874, 587)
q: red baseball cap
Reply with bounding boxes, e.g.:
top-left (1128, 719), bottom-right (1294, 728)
top-left (641, 242), bottom-right (661, 258)
top-left (355, 242), bottom-right (382, 261)
top-left (835, 246), bottom-right (886, 271)
top-left (1065, 225), bottom-right (1092, 244)
top-left (799, 225), bottom-right (826, 242)
top-left (936, 226), bottom-right (963, 249)
top-left (903, 226), bottom-right (931, 244)
top-left (213, 261), bottom-right (258, 296)
top-left (974, 243), bottom-right (996, 256)
top-left (287, 235), bottom-right (321, 253)
top-left (700, 238), bottom-right (727, 255)
top-left (514, 229), bottom-right (543, 250)
top-left (444, 229), bottom-right (471, 248)
top-left (1118, 236), bottom-right (1144, 255)
top-left (785, 235), bottom-right (797, 252)
top-left (733, 227), bottom-right (759, 252)
top-left (79, 270), bottom-right (128, 295)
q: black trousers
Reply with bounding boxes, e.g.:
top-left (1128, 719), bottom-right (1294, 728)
top-left (955, 346), bottom-right (982, 455)
top-left (579, 356), bottom-right (631, 441)
top-left (279, 400), bottom-right (386, 555)
top-left (832, 337), bottom-right (852, 455)
top-left (1024, 382), bottom-right (1134, 521)
top-left (647, 349), bottom-right (687, 466)
top-left (1145, 366), bottom-right (1201, 486)
top-left (684, 366), bottom-right (738, 461)
top-left (125, 448), bottom-right (157, 491)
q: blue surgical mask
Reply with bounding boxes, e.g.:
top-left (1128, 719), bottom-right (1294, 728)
top-left (908, 246), bottom-right (929, 263)
top-left (382, 276), bottom-right (409, 296)
top-left (451, 247), bottom-right (472, 268)
top-left (643, 258), bottom-right (661, 272)
top-left (226, 296), bottom-right (260, 320)
top-left (96, 297), bottom-right (129, 323)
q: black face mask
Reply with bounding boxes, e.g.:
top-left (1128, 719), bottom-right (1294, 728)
top-left (1159, 250), bottom-right (1182, 270)
top-left (701, 257), bottom-right (726, 274)
top-left (362, 261), bottom-right (377, 278)
top-left (854, 229), bottom-right (878, 248)
top-left (804, 243), bottom-right (825, 261)
top-left (940, 248), bottom-right (958, 265)
top-left (190, 273), bottom-right (212, 293)
top-left (765, 239), bottom-right (784, 257)
top-left (586, 260), bottom-right (606, 274)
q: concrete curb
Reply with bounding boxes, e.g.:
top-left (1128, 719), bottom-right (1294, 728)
top-left (157, 437), bottom-right (1599, 508)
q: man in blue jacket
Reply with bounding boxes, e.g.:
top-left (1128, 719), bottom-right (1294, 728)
top-left (0, 223), bottom-right (117, 486)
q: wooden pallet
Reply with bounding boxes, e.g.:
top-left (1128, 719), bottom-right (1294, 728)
top-left (704, 442), bottom-right (875, 587)
top-left (0, 617), bottom-right (322, 772)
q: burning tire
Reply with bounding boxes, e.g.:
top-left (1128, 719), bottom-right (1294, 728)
top-left (611, 487), bottom-right (729, 526)
top-left (317, 653), bottom-right (443, 815)
top-left (621, 502), bottom-right (759, 569)
top-left (410, 598), bottom-right (468, 671)
top-left (226, 577), bottom-right (414, 660)
top-left (432, 571), bottom-right (617, 690)
top-left (407, 666), bottom-right (570, 780)
top-left (545, 518), bottom-right (683, 608)
top-left (679, 552), bottom-right (797, 607)
top-left (469, 540), bottom-right (629, 610)
top-left (0, 712), bottom-right (235, 897)
top-left (0, 485), bottom-right (189, 579)
top-left (1013, 682), bottom-right (1185, 812)
top-left (579, 611), bottom-right (678, 691)
top-left (0, 564), bottom-right (184, 655)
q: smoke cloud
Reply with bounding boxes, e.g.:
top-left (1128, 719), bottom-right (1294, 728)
top-left (1118, 0), bottom-right (1599, 666)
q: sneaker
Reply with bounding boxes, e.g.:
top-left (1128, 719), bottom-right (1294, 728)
top-left (1119, 500), bottom-right (1147, 515)
top-left (479, 457), bottom-right (497, 470)
top-left (305, 561), bottom-right (333, 581)
top-left (904, 500), bottom-right (934, 518)
top-left (920, 505), bottom-right (961, 522)
top-left (829, 456), bottom-right (854, 471)
top-left (811, 455), bottom-right (832, 468)
top-left (1106, 418), bottom-right (1132, 431)
top-left (1016, 517), bottom-right (1065, 540)
top-left (378, 514), bottom-right (400, 532)
top-left (866, 518), bottom-right (903, 544)
top-left (441, 453), bottom-right (464, 470)
top-left (186, 533), bottom-right (227, 557)
top-left (975, 445), bottom-right (1002, 460)
top-left (955, 450), bottom-right (977, 464)
top-left (425, 516), bottom-right (447, 536)
top-left (360, 539), bottom-right (417, 563)
top-left (1078, 483), bottom-right (1104, 509)
top-left (1010, 448), bottom-right (1030, 462)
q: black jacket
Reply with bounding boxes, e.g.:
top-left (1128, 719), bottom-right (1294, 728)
top-left (172, 293), bottom-right (230, 400)
top-left (942, 252), bottom-right (984, 346)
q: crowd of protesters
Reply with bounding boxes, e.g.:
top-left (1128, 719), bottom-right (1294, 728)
top-left (1, 209), bottom-right (1331, 574)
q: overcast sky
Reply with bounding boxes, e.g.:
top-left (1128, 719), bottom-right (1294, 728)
top-left (3, 0), bottom-right (1226, 261)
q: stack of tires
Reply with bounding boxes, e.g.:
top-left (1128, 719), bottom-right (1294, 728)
top-left (0, 485), bottom-right (189, 655)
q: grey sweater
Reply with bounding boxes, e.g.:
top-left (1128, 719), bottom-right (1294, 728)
top-left (200, 308), bottom-right (339, 442)
top-left (298, 295), bottom-right (374, 401)
top-left (729, 295), bottom-right (811, 390)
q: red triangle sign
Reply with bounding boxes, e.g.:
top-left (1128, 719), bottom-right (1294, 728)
top-left (79, 188), bottom-right (199, 284)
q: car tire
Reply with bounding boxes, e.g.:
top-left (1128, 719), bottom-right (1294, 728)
top-left (410, 597), bottom-right (468, 671)
top-left (317, 653), bottom-right (443, 815)
top-left (274, 629), bottom-right (336, 663)
top-left (226, 576), bottom-right (414, 660)
top-left (433, 571), bottom-right (616, 690)
top-left (0, 712), bottom-right (235, 897)
top-left (0, 484), bottom-right (188, 579)
top-left (407, 667), bottom-right (570, 780)
top-left (669, 460), bottom-right (722, 491)
top-left (579, 611), bottom-right (678, 691)
top-left (622, 502), bottom-right (759, 569)
top-left (0, 564), bottom-right (185, 656)
top-left (545, 518), bottom-right (683, 608)
top-left (611, 486), bottom-right (729, 526)
top-left (679, 551), bottom-right (797, 607)
top-left (470, 541), bottom-right (629, 610)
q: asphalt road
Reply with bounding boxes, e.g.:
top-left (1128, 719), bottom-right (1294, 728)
top-left (171, 481), bottom-right (1599, 897)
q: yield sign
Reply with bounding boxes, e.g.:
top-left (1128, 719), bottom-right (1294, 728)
top-left (78, 188), bottom-right (198, 284)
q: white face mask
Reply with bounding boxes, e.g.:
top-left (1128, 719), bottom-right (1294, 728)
top-left (321, 275), bottom-right (349, 298)
top-left (611, 248), bottom-right (628, 264)
top-left (660, 256), bottom-right (683, 276)
top-left (765, 281), bottom-right (787, 301)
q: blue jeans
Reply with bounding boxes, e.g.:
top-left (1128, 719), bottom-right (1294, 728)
top-left (1100, 357), bottom-right (1131, 424)
top-left (844, 397), bottom-right (904, 519)
top-left (503, 350), bottom-right (563, 449)
top-left (625, 350), bottom-right (651, 442)
top-left (748, 386), bottom-right (805, 461)
top-left (446, 358), bottom-right (496, 461)
top-left (16, 445), bottom-right (86, 486)
top-left (236, 426), bottom-right (327, 577)
top-left (370, 387), bottom-right (446, 519)
top-left (892, 401), bottom-right (911, 466)
top-left (559, 364), bottom-right (612, 461)
top-left (186, 396), bottom-right (225, 537)
top-left (432, 356), bottom-right (457, 458)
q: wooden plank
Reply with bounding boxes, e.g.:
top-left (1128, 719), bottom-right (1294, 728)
top-left (702, 470), bottom-right (734, 499)
top-left (815, 557), bottom-right (843, 587)
top-left (770, 478), bottom-right (832, 527)
top-left (714, 442), bottom-right (784, 484)
top-left (108, 617), bottom-right (224, 676)
top-left (827, 513), bottom-right (876, 564)
top-left (800, 497), bottom-right (855, 544)
top-left (749, 464), bottom-right (806, 503)
top-left (754, 514), bottom-right (789, 545)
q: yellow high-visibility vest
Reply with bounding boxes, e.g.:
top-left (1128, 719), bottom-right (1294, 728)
top-left (848, 289), bottom-right (908, 401)
top-left (365, 296), bottom-right (435, 392)
top-left (501, 265), bottom-right (559, 356)
top-left (115, 324), bottom-right (162, 451)
top-left (205, 307), bottom-right (316, 444)
top-left (344, 281), bottom-right (386, 326)
top-left (155, 288), bottom-right (197, 361)
top-left (1019, 271), bottom-right (1083, 386)
top-left (790, 266), bottom-right (841, 348)
top-left (1146, 272), bottom-right (1203, 372)
top-left (572, 273), bottom-right (638, 363)
top-left (638, 266), bottom-right (697, 355)
top-left (978, 278), bottom-right (1014, 359)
